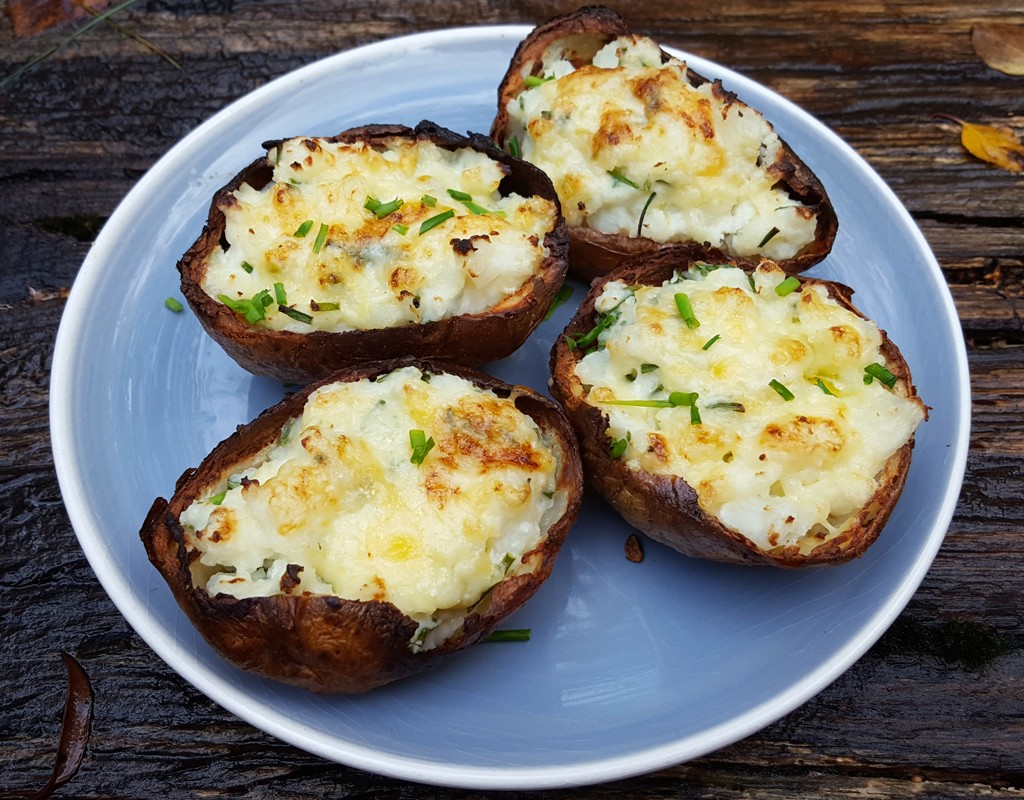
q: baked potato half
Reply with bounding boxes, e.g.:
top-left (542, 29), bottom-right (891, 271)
top-left (492, 6), bottom-right (837, 281)
top-left (179, 121), bottom-right (568, 384)
top-left (549, 251), bottom-right (927, 567)
top-left (140, 359), bottom-right (583, 693)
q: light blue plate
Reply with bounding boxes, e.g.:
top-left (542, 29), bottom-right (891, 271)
top-left (50, 26), bottom-right (970, 790)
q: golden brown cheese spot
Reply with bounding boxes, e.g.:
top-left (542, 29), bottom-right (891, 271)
top-left (760, 415), bottom-right (844, 458)
top-left (770, 336), bottom-right (810, 367)
top-left (827, 324), bottom-right (866, 360)
top-left (592, 108), bottom-right (639, 159)
top-left (202, 507), bottom-right (236, 544)
top-left (438, 397), bottom-right (547, 475)
top-left (423, 467), bottom-right (458, 510)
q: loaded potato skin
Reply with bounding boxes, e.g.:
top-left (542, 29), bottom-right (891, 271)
top-left (492, 7), bottom-right (837, 281)
top-left (140, 358), bottom-right (583, 693)
top-left (179, 121), bottom-right (569, 384)
top-left (549, 251), bottom-right (927, 567)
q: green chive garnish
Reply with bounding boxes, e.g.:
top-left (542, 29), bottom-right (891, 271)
top-left (419, 210), bottom-right (455, 235)
top-left (603, 399), bottom-right (677, 408)
top-left (293, 220), bottom-right (313, 237)
top-left (524, 74), bottom-right (553, 87)
top-left (392, 223), bottom-right (409, 236)
top-left (500, 553), bottom-right (516, 573)
top-left (864, 363), bottom-right (898, 388)
top-left (758, 226), bottom-right (781, 248)
top-left (674, 292), bottom-right (700, 329)
top-left (565, 311), bottom-right (618, 351)
top-left (409, 429), bottom-right (435, 464)
top-left (544, 284), bottom-right (574, 320)
top-left (363, 196), bottom-right (381, 212)
top-left (483, 629), bottom-right (531, 643)
top-left (508, 136), bottom-right (521, 159)
top-left (421, 195), bottom-right (437, 207)
top-left (462, 200), bottom-right (493, 215)
top-left (769, 379), bottom-right (795, 401)
top-left (608, 169), bottom-right (639, 189)
top-left (609, 438), bottom-right (629, 458)
top-left (641, 363), bottom-right (659, 374)
top-left (164, 297), bottom-right (183, 313)
top-left (708, 402), bottom-right (745, 412)
top-left (447, 188), bottom-right (472, 202)
top-left (668, 391), bottom-right (698, 407)
top-left (273, 282), bottom-right (287, 305)
top-left (637, 191), bottom-right (656, 237)
top-left (775, 276), bottom-right (801, 297)
top-left (373, 198), bottom-right (404, 219)
top-left (311, 301), bottom-right (340, 312)
top-left (208, 490), bottom-right (227, 505)
top-left (219, 291), bottom-right (272, 323)
top-left (816, 378), bottom-right (837, 396)
top-left (690, 404), bottom-right (702, 425)
top-left (240, 261), bottom-right (254, 274)
top-left (278, 305), bottom-right (313, 324)
top-left (313, 222), bottom-right (329, 253)
top-left (702, 334), bottom-right (721, 350)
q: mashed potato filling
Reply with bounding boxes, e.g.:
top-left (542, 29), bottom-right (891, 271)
top-left (179, 367), bottom-right (559, 644)
top-left (202, 137), bottom-right (557, 333)
top-left (572, 263), bottom-right (925, 552)
top-left (503, 36), bottom-right (818, 260)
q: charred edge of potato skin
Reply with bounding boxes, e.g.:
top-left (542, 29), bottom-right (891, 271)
top-left (139, 357), bottom-right (584, 693)
top-left (178, 121), bottom-right (569, 385)
top-left (491, 6), bottom-right (838, 281)
top-left (547, 251), bottom-right (926, 568)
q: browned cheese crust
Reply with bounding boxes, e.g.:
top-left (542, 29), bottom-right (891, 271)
top-left (140, 358), bottom-right (584, 692)
top-left (491, 6), bottom-right (838, 281)
top-left (548, 251), bottom-right (927, 567)
top-left (179, 121), bottom-right (569, 384)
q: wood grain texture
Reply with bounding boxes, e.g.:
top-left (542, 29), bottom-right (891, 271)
top-left (1, 1), bottom-right (1022, 797)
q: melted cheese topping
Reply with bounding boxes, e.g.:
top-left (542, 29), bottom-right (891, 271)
top-left (202, 138), bottom-right (558, 332)
top-left (179, 367), bottom-right (560, 646)
top-left (503, 36), bottom-right (818, 260)
top-left (572, 263), bottom-right (925, 553)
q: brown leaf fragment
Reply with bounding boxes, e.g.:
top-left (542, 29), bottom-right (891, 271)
top-left (5, 0), bottom-right (115, 37)
top-left (28, 653), bottom-right (94, 800)
top-left (933, 114), bottom-right (1024, 174)
top-left (625, 533), bottom-right (645, 563)
top-left (27, 286), bottom-right (70, 304)
top-left (972, 22), bottom-right (1024, 76)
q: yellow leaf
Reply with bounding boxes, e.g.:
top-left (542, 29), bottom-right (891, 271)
top-left (934, 115), bottom-right (1024, 174)
top-left (972, 22), bottom-right (1024, 76)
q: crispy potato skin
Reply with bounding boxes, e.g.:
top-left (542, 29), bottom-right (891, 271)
top-left (179, 121), bottom-right (569, 384)
top-left (140, 358), bottom-right (583, 693)
top-left (491, 6), bottom-right (838, 281)
top-left (548, 251), bottom-right (926, 567)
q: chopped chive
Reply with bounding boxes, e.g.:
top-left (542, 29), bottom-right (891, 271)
top-left (278, 419), bottom-right (294, 446)
top-left (208, 490), bottom-right (227, 505)
top-left (603, 399), bottom-right (677, 408)
top-left (311, 300), bottom-right (340, 312)
top-left (508, 136), bottom-right (521, 159)
top-left (769, 379), bottom-right (795, 401)
top-left (625, 368), bottom-right (638, 382)
top-left (708, 401), bottom-right (745, 412)
top-left (775, 276), bottom-right (801, 297)
top-left (240, 261), bottom-right (254, 274)
top-left (461, 200), bottom-right (493, 215)
top-left (816, 378), bottom-right (837, 396)
top-left (164, 297), bottom-right (183, 313)
top-left (313, 222), bottom-right (329, 253)
top-left (758, 226), bottom-right (781, 248)
top-left (363, 196), bottom-right (381, 212)
top-left (419, 209), bottom-right (455, 235)
top-left (668, 391), bottom-right (698, 407)
top-left (483, 628), bottom-right (531, 643)
top-left (293, 220), bottom-right (313, 237)
top-left (641, 363), bottom-right (658, 373)
top-left (609, 438), bottom-right (629, 458)
top-left (219, 291), bottom-right (271, 323)
top-left (565, 311), bottom-right (618, 351)
top-left (690, 404), bottom-right (702, 425)
top-left (500, 552), bottom-right (515, 573)
top-left (447, 188), bottom-right (472, 202)
top-left (637, 191), bottom-right (656, 237)
top-left (608, 169), bottom-right (639, 189)
top-left (392, 223), bottom-right (409, 235)
top-left (373, 198), bottom-right (404, 219)
top-left (278, 305), bottom-right (313, 324)
top-left (421, 194), bottom-right (437, 207)
top-left (674, 292), bottom-right (700, 329)
top-left (702, 333), bottom-right (721, 350)
top-left (544, 284), bottom-right (574, 320)
top-left (524, 74), bottom-right (553, 87)
top-left (273, 282), bottom-right (287, 305)
top-left (409, 429), bottom-right (435, 464)
top-left (864, 363), bottom-right (898, 388)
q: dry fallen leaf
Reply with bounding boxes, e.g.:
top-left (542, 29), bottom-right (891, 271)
top-left (972, 22), bottom-right (1024, 76)
top-left (625, 533), bottom-right (645, 563)
top-left (933, 114), bottom-right (1024, 174)
top-left (4, 0), bottom-right (114, 37)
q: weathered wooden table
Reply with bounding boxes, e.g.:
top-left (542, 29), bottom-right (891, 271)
top-left (2, 1), bottom-right (1021, 797)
